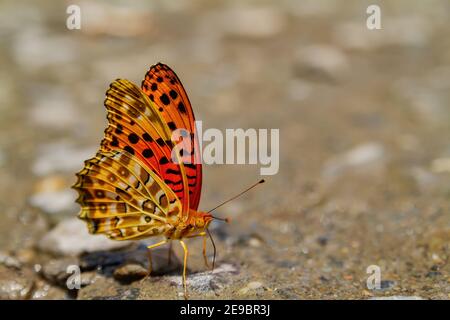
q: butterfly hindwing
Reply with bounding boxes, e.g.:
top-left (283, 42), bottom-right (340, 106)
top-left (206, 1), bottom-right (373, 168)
top-left (73, 150), bottom-right (181, 240)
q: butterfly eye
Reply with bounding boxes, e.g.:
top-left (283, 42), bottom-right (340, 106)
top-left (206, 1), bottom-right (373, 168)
top-left (196, 218), bottom-right (204, 228)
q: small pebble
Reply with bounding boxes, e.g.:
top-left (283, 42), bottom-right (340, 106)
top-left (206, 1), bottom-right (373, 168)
top-left (239, 281), bottom-right (264, 295)
top-left (113, 263), bottom-right (148, 283)
top-left (0, 252), bottom-right (22, 269)
top-left (247, 281), bottom-right (263, 290)
top-left (378, 280), bottom-right (396, 291)
top-left (322, 142), bottom-right (386, 179)
top-left (431, 158), bottom-right (450, 173)
top-left (41, 257), bottom-right (79, 286)
top-left (168, 264), bottom-right (238, 293)
top-left (317, 236), bottom-right (329, 246)
top-left (31, 280), bottom-right (67, 300)
top-left (295, 44), bottom-right (349, 80)
top-left (0, 265), bottom-right (34, 300)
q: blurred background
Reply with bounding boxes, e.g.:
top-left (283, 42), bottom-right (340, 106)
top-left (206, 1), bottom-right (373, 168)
top-left (0, 0), bottom-right (448, 299)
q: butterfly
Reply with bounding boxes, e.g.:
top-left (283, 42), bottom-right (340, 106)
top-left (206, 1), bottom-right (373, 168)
top-left (73, 63), bottom-right (223, 299)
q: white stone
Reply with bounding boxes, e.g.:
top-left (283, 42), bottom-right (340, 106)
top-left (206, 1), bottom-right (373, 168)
top-left (29, 86), bottom-right (79, 130)
top-left (431, 158), bottom-right (450, 173)
top-left (167, 263), bottom-right (237, 292)
top-left (220, 7), bottom-right (285, 38)
top-left (13, 29), bottom-right (76, 70)
top-left (32, 142), bottom-right (96, 176)
top-left (247, 281), bottom-right (263, 290)
top-left (322, 142), bottom-right (386, 178)
top-left (38, 218), bottom-right (131, 256)
top-left (296, 45), bottom-right (349, 76)
top-left (29, 189), bottom-right (77, 214)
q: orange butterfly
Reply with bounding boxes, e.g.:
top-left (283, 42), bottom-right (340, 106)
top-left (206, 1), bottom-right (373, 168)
top-left (73, 63), bottom-right (262, 299)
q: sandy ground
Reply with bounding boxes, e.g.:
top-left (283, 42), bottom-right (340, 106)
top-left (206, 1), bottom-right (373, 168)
top-left (0, 0), bottom-right (449, 299)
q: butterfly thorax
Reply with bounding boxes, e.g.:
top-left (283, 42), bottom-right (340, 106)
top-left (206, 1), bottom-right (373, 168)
top-left (165, 210), bottom-right (213, 239)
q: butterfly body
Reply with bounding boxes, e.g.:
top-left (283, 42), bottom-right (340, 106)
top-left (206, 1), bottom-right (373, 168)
top-left (73, 63), bottom-right (211, 298)
top-left (165, 210), bottom-right (213, 239)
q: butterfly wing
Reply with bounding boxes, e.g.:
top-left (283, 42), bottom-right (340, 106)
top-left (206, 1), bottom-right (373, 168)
top-left (73, 150), bottom-right (182, 240)
top-left (99, 78), bottom-right (192, 216)
top-left (141, 63), bottom-right (202, 211)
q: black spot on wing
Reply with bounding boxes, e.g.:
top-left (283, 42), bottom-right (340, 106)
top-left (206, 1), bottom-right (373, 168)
top-left (159, 156), bottom-right (169, 165)
top-left (143, 149), bottom-right (154, 158)
top-left (164, 179), bottom-right (183, 186)
top-left (143, 133), bottom-right (153, 142)
top-left (160, 94), bottom-right (170, 105)
top-left (124, 146), bottom-right (135, 155)
top-left (169, 90), bottom-right (178, 99)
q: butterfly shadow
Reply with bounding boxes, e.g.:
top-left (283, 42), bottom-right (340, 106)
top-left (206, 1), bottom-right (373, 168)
top-left (79, 242), bottom-right (183, 284)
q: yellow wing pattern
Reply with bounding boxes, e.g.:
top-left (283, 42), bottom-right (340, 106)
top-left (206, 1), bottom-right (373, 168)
top-left (73, 150), bottom-right (181, 240)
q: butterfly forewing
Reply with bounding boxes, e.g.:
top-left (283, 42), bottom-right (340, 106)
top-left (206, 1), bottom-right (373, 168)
top-left (99, 78), bottom-right (191, 214)
top-left (141, 63), bottom-right (202, 210)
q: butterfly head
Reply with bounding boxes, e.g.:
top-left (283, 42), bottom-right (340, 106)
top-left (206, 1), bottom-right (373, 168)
top-left (186, 210), bottom-right (229, 232)
top-left (191, 211), bottom-right (214, 230)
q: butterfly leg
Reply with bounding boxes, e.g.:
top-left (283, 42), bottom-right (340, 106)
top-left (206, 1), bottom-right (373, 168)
top-left (141, 239), bottom-right (168, 283)
top-left (179, 240), bottom-right (189, 299)
top-left (202, 233), bottom-right (210, 269)
top-left (185, 232), bottom-right (210, 269)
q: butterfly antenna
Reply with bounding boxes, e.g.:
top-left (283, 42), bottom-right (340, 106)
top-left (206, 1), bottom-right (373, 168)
top-left (206, 228), bottom-right (216, 271)
top-left (206, 179), bottom-right (265, 271)
top-left (207, 179), bottom-right (265, 216)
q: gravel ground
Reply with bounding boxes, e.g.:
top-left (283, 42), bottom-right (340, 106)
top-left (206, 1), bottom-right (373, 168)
top-left (0, 0), bottom-right (449, 299)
